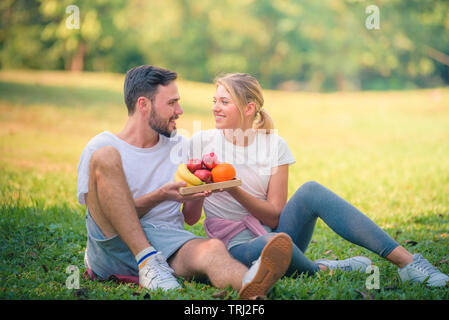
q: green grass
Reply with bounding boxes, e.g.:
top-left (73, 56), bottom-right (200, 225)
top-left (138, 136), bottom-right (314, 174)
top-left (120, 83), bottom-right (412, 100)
top-left (1, 70), bottom-right (448, 300)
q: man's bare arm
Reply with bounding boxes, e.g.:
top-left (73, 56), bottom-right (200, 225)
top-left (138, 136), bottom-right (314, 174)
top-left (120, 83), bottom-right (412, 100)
top-left (133, 188), bottom-right (166, 218)
top-left (85, 181), bottom-right (209, 219)
top-left (134, 182), bottom-right (211, 219)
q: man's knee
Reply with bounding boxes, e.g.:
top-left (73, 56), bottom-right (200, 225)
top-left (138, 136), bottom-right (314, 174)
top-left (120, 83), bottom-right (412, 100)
top-left (202, 238), bottom-right (227, 253)
top-left (197, 238), bottom-right (228, 261)
top-left (90, 146), bottom-right (122, 176)
top-left (170, 238), bottom-right (229, 277)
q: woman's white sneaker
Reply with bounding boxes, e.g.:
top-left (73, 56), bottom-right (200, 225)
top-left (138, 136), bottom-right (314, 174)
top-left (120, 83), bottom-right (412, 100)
top-left (398, 253), bottom-right (449, 287)
top-left (239, 233), bottom-right (293, 299)
top-left (315, 256), bottom-right (372, 272)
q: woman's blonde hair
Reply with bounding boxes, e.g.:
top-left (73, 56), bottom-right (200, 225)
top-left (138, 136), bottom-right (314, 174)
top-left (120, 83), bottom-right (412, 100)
top-left (215, 73), bottom-right (274, 132)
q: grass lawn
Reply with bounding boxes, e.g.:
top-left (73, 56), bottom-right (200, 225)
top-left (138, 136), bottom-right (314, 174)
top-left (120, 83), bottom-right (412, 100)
top-left (0, 70), bottom-right (448, 300)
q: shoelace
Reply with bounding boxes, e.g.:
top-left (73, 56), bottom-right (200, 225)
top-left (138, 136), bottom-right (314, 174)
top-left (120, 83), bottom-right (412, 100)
top-left (323, 260), bottom-right (351, 271)
top-left (412, 256), bottom-right (439, 275)
top-left (339, 262), bottom-right (352, 272)
top-left (144, 253), bottom-right (176, 282)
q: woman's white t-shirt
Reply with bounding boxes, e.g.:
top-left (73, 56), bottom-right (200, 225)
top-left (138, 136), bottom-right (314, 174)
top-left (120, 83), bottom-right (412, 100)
top-left (188, 129), bottom-right (296, 248)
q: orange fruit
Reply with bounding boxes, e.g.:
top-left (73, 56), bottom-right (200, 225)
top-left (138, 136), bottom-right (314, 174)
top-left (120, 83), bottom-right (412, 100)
top-left (211, 163), bottom-right (236, 182)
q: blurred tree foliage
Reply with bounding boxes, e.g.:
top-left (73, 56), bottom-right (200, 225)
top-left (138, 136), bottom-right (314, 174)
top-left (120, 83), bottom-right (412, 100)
top-left (1, 0), bottom-right (448, 91)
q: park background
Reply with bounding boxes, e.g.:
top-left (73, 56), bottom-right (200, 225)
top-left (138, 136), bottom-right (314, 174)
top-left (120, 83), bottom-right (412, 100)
top-left (0, 0), bottom-right (448, 299)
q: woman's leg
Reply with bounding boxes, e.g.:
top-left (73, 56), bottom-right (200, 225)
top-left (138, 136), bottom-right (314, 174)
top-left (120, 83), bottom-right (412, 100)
top-left (274, 181), bottom-right (402, 261)
top-left (229, 233), bottom-right (320, 277)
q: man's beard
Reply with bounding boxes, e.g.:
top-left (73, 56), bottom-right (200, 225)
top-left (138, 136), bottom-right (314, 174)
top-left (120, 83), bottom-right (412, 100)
top-left (148, 107), bottom-right (178, 138)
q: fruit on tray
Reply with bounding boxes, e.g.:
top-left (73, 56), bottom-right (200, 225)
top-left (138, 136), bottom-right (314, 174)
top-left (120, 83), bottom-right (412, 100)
top-left (187, 158), bottom-right (202, 173)
top-left (174, 163), bottom-right (204, 187)
top-left (193, 169), bottom-right (213, 183)
top-left (211, 163), bottom-right (236, 183)
top-left (175, 154), bottom-right (236, 188)
top-left (202, 152), bottom-right (219, 170)
top-left (174, 171), bottom-right (194, 187)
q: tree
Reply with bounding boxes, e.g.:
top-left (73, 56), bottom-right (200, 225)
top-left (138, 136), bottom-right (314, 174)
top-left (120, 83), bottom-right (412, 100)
top-left (1, 0), bottom-right (448, 90)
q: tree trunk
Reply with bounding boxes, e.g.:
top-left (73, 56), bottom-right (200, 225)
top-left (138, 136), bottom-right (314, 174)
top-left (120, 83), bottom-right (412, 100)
top-left (334, 72), bottom-right (346, 91)
top-left (70, 41), bottom-right (86, 72)
top-left (425, 45), bottom-right (449, 67)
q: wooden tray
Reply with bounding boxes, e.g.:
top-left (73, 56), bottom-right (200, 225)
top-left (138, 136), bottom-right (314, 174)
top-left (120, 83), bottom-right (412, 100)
top-left (178, 179), bottom-right (242, 195)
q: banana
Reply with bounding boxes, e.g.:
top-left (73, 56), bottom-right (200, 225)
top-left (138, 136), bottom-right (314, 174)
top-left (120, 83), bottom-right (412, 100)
top-left (174, 170), bottom-right (194, 187)
top-left (176, 163), bottom-right (204, 186)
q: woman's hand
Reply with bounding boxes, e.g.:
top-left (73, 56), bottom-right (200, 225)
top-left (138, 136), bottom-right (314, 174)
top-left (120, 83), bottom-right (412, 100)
top-left (181, 189), bottom-right (213, 226)
top-left (159, 181), bottom-right (215, 226)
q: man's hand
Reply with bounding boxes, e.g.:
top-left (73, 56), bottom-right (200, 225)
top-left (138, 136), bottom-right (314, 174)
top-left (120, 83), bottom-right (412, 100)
top-left (159, 181), bottom-right (212, 202)
top-left (134, 182), bottom-right (212, 218)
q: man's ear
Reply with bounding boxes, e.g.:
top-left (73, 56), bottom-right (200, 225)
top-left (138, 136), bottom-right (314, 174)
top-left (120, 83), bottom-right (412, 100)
top-left (244, 101), bottom-right (256, 116)
top-left (136, 96), bottom-right (150, 114)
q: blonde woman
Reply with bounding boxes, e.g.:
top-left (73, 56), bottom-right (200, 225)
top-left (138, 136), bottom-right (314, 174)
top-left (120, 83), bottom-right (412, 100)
top-left (184, 73), bottom-right (449, 287)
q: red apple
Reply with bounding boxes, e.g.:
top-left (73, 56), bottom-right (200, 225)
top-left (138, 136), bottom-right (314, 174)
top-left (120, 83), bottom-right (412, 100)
top-left (202, 152), bottom-right (219, 170)
top-left (194, 169), bottom-right (212, 183)
top-left (187, 158), bottom-right (202, 173)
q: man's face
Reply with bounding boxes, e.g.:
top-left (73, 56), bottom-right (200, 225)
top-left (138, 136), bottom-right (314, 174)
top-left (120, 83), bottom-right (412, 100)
top-left (148, 81), bottom-right (182, 137)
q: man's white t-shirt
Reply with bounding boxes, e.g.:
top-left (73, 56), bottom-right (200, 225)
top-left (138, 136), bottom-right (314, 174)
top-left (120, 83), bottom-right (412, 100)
top-left (77, 131), bottom-right (187, 230)
top-left (188, 129), bottom-right (296, 247)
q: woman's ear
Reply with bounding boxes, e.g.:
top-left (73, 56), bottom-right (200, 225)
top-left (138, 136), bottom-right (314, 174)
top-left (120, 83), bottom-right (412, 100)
top-left (245, 101), bottom-right (256, 117)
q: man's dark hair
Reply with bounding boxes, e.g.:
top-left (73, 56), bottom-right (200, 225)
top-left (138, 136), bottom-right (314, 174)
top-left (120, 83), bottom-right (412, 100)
top-left (124, 65), bottom-right (177, 115)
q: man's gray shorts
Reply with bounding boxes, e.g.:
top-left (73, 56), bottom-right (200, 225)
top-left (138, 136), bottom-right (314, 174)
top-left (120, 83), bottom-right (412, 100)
top-left (84, 212), bottom-right (202, 280)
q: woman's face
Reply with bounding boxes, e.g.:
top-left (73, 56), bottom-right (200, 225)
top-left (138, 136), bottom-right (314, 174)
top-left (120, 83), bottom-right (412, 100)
top-left (212, 84), bottom-right (242, 130)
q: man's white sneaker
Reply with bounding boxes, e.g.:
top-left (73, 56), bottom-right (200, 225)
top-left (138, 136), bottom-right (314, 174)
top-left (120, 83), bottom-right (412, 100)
top-left (239, 233), bottom-right (293, 299)
top-left (398, 253), bottom-right (449, 287)
top-left (315, 256), bottom-right (372, 272)
top-left (138, 252), bottom-right (181, 291)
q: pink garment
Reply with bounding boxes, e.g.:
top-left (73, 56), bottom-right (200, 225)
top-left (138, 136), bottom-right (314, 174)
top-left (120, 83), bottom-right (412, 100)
top-left (204, 214), bottom-right (268, 247)
top-left (84, 268), bottom-right (139, 285)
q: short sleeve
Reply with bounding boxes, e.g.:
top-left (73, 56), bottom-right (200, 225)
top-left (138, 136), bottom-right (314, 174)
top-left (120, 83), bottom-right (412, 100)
top-left (76, 132), bottom-right (114, 205)
top-left (273, 135), bottom-right (296, 168)
top-left (76, 146), bottom-right (94, 205)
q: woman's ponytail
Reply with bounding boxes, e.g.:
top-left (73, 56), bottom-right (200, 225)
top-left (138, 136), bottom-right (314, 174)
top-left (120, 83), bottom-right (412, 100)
top-left (252, 108), bottom-right (274, 133)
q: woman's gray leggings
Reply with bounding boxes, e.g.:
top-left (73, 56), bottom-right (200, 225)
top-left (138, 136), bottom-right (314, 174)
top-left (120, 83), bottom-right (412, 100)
top-left (229, 181), bottom-right (399, 276)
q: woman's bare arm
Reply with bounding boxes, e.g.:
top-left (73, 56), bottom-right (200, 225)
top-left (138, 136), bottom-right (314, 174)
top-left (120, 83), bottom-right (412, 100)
top-left (225, 164), bottom-right (289, 229)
